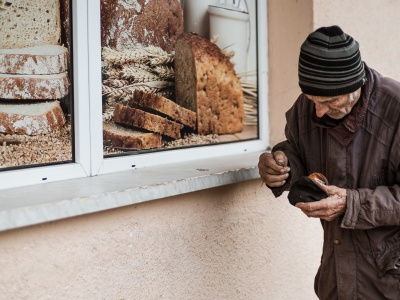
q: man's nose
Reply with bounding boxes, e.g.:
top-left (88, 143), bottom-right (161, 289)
top-left (315, 105), bottom-right (330, 117)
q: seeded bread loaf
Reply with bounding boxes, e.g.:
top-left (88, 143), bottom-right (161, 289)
top-left (103, 121), bottom-right (162, 150)
top-left (0, 0), bottom-right (61, 49)
top-left (0, 45), bottom-right (69, 75)
top-left (126, 90), bottom-right (196, 129)
top-left (100, 0), bottom-right (183, 52)
top-left (0, 72), bottom-right (69, 100)
top-left (0, 100), bottom-right (66, 135)
top-left (113, 103), bottom-right (183, 139)
top-left (174, 32), bottom-right (244, 134)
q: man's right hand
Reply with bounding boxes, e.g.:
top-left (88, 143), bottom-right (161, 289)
top-left (258, 151), bottom-right (290, 187)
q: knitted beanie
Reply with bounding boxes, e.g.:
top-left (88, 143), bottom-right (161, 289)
top-left (298, 25), bottom-right (366, 97)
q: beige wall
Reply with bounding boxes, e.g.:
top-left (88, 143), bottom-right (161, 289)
top-left (2, 1), bottom-right (400, 299)
top-left (0, 180), bottom-right (321, 300)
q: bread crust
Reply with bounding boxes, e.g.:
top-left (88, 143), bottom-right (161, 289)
top-left (113, 103), bottom-right (183, 139)
top-left (100, 0), bottom-right (183, 52)
top-left (175, 33), bottom-right (244, 135)
top-left (0, 101), bottom-right (66, 135)
top-left (0, 46), bottom-right (69, 75)
top-left (0, 73), bottom-right (70, 100)
top-left (127, 90), bottom-right (196, 129)
top-left (103, 122), bottom-right (162, 150)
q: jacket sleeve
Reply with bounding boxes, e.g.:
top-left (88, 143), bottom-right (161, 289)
top-left (342, 160), bottom-right (400, 230)
top-left (269, 109), bottom-right (307, 198)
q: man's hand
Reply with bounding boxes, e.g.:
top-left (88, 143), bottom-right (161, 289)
top-left (295, 185), bottom-right (347, 221)
top-left (258, 151), bottom-right (290, 187)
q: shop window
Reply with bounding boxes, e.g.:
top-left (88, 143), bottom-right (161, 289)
top-left (0, 0), bottom-right (268, 188)
top-left (97, 0), bottom-right (265, 173)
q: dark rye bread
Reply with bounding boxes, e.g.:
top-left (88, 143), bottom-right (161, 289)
top-left (126, 90), bottom-right (196, 129)
top-left (101, 0), bottom-right (183, 52)
top-left (174, 32), bottom-right (244, 135)
top-left (113, 103), bottom-right (183, 139)
top-left (103, 122), bottom-right (162, 150)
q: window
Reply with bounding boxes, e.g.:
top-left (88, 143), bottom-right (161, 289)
top-left (0, 0), bottom-right (268, 189)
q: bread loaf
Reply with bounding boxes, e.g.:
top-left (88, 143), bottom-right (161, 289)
top-left (0, 100), bottom-right (66, 135)
top-left (100, 0), bottom-right (183, 52)
top-left (113, 103), bottom-right (183, 139)
top-left (0, 45), bottom-right (69, 75)
top-left (103, 122), bottom-right (162, 150)
top-left (0, 0), bottom-right (61, 49)
top-left (0, 72), bottom-right (69, 100)
top-left (126, 90), bottom-right (196, 129)
top-left (174, 33), bottom-right (244, 134)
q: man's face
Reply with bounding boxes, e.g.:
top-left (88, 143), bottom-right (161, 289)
top-left (305, 88), bottom-right (361, 119)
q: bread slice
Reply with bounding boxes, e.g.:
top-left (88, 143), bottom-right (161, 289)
top-left (0, 72), bottom-right (69, 100)
top-left (0, 0), bottom-right (61, 49)
top-left (113, 103), bottom-right (183, 139)
top-left (0, 45), bottom-right (69, 75)
top-left (125, 90), bottom-right (196, 129)
top-left (174, 32), bottom-right (244, 134)
top-left (0, 100), bottom-right (66, 135)
top-left (103, 122), bottom-right (162, 150)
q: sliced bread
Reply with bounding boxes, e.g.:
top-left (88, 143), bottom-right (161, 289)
top-left (0, 45), bottom-right (69, 75)
top-left (113, 103), bottom-right (183, 140)
top-left (0, 100), bottom-right (66, 135)
top-left (125, 90), bottom-right (196, 129)
top-left (0, 0), bottom-right (61, 49)
top-left (103, 122), bottom-right (162, 150)
top-left (174, 32), bottom-right (244, 135)
top-left (0, 72), bottom-right (69, 100)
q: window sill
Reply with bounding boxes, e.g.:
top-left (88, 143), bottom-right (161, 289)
top-left (0, 151), bottom-right (263, 232)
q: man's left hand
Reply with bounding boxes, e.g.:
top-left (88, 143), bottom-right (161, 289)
top-left (295, 185), bottom-right (347, 221)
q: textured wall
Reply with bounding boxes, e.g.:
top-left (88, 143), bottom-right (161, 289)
top-left (0, 180), bottom-right (322, 300)
top-left (314, 0), bottom-right (400, 81)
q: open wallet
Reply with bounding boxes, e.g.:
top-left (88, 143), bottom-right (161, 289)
top-left (287, 173), bottom-right (329, 206)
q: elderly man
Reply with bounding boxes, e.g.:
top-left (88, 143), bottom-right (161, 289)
top-left (258, 25), bottom-right (400, 299)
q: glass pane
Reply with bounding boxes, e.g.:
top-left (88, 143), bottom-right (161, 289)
top-left (101, 0), bottom-right (258, 156)
top-left (0, 0), bottom-right (73, 169)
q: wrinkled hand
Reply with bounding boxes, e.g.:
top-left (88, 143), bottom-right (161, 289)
top-left (295, 185), bottom-right (347, 221)
top-left (258, 151), bottom-right (290, 187)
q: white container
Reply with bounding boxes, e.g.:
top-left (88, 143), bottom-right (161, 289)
top-left (208, 4), bottom-right (250, 75)
top-left (182, 0), bottom-right (219, 39)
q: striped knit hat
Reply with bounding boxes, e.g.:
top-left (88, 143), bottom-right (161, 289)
top-left (298, 25), bottom-right (366, 96)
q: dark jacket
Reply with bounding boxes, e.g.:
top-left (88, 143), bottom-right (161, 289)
top-left (271, 64), bottom-right (400, 299)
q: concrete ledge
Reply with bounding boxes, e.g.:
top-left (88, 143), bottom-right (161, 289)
top-left (0, 151), bottom-right (262, 231)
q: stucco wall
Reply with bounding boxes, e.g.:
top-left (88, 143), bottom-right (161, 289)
top-left (314, 0), bottom-right (400, 81)
top-left (0, 180), bottom-right (321, 299)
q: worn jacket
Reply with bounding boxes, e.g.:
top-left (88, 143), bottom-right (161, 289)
top-left (271, 64), bottom-right (400, 299)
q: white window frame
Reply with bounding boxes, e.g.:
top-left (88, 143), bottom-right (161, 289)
top-left (0, 0), bottom-right (91, 190)
top-left (88, 0), bottom-right (269, 176)
top-left (0, 0), bottom-right (269, 190)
